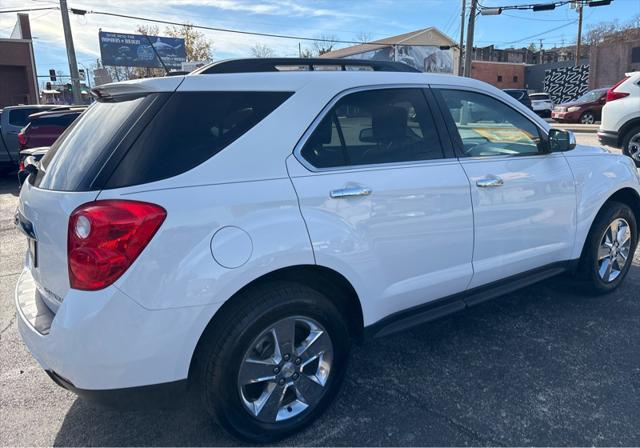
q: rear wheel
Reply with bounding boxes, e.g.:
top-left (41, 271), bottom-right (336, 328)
top-left (195, 282), bottom-right (350, 443)
top-left (622, 126), bottom-right (640, 167)
top-left (578, 201), bottom-right (637, 294)
top-left (580, 111), bottom-right (596, 124)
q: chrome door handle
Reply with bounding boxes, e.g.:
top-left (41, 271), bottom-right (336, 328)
top-left (330, 186), bottom-right (372, 199)
top-left (476, 175), bottom-right (504, 188)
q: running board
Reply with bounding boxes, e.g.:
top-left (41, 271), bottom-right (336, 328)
top-left (367, 262), bottom-right (572, 339)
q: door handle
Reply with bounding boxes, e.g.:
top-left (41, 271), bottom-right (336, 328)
top-left (330, 186), bottom-right (372, 199)
top-left (476, 175), bottom-right (504, 188)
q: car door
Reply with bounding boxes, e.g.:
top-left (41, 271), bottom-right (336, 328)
top-left (287, 87), bottom-right (474, 325)
top-left (433, 87), bottom-right (577, 289)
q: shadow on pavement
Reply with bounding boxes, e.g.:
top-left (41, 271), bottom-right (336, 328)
top-left (0, 172), bottom-right (20, 197)
top-left (52, 262), bottom-right (640, 447)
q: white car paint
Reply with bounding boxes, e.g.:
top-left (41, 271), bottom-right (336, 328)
top-left (15, 70), bottom-right (640, 392)
top-left (599, 71), bottom-right (640, 135)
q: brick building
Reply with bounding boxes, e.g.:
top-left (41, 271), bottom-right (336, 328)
top-left (0, 14), bottom-right (39, 107)
top-left (470, 61), bottom-right (526, 88)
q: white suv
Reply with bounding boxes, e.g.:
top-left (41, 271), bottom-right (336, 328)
top-left (15, 59), bottom-right (640, 442)
top-left (598, 71), bottom-right (640, 166)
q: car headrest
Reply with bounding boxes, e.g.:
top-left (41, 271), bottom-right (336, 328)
top-left (372, 106), bottom-right (407, 141)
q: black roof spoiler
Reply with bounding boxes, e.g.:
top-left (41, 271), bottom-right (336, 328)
top-left (193, 58), bottom-right (420, 75)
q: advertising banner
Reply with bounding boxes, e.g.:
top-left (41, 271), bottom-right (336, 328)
top-left (99, 31), bottom-right (186, 69)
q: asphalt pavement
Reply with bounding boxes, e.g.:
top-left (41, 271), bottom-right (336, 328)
top-left (1, 137), bottom-right (639, 446)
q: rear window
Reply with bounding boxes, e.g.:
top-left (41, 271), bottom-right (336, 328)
top-left (104, 91), bottom-right (292, 188)
top-left (32, 113), bottom-right (80, 128)
top-left (9, 108), bottom-right (40, 126)
top-left (36, 96), bottom-right (147, 191)
top-left (504, 90), bottom-right (525, 100)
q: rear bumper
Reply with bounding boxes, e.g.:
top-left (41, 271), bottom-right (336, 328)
top-left (15, 268), bottom-right (212, 392)
top-left (597, 130), bottom-right (620, 148)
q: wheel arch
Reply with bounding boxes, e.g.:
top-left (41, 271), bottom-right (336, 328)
top-left (619, 117), bottom-right (640, 147)
top-left (578, 187), bottom-right (640, 261)
top-left (187, 264), bottom-right (364, 379)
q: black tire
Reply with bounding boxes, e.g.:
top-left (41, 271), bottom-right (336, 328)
top-left (621, 125), bottom-right (640, 168)
top-left (579, 111), bottom-right (596, 124)
top-left (194, 282), bottom-right (351, 443)
top-left (577, 201), bottom-right (638, 294)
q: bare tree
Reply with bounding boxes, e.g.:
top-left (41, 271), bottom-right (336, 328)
top-left (312, 34), bottom-right (338, 56)
top-left (585, 15), bottom-right (640, 45)
top-left (165, 23), bottom-right (213, 62)
top-left (251, 43), bottom-right (275, 58)
top-left (355, 31), bottom-right (372, 43)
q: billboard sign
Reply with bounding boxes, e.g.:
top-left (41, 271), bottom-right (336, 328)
top-left (99, 31), bottom-right (186, 69)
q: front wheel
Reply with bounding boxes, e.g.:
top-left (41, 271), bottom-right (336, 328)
top-left (195, 282), bottom-right (351, 443)
top-left (578, 201), bottom-right (638, 294)
top-left (580, 111), bottom-right (596, 124)
top-left (622, 126), bottom-right (640, 167)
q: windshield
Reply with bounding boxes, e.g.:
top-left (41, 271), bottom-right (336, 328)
top-left (575, 90), bottom-right (605, 103)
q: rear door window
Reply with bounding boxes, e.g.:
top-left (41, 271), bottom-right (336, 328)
top-left (300, 88), bottom-right (443, 169)
top-left (105, 91), bottom-right (292, 188)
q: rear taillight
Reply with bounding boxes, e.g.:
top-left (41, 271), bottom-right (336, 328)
top-left (18, 159), bottom-right (25, 171)
top-left (17, 131), bottom-right (27, 146)
top-left (606, 76), bottom-right (630, 102)
top-left (68, 200), bottom-right (166, 290)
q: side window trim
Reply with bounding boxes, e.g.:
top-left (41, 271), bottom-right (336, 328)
top-left (431, 86), bottom-right (550, 159)
top-left (293, 84), bottom-right (451, 172)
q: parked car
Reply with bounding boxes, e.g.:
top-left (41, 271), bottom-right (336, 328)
top-left (502, 89), bottom-right (532, 109)
top-left (529, 92), bottom-right (553, 117)
top-left (18, 108), bottom-right (85, 150)
top-left (0, 105), bottom-right (59, 171)
top-left (551, 88), bottom-right (608, 124)
top-left (598, 71), bottom-right (640, 167)
top-left (17, 146), bottom-right (49, 185)
top-left (15, 58), bottom-right (640, 443)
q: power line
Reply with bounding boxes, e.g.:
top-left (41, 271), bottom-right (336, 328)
top-left (504, 18), bottom-right (578, 44)
top-left (0, 6), bottom-right (58, 13)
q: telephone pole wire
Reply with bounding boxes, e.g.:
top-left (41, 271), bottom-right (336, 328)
top-left (59, 0), bottom-right (82, 104)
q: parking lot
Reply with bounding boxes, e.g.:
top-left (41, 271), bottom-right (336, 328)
top-left (1, 135), bottom-right (639, 446)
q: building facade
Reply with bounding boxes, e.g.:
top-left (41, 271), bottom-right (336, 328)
top-left (0, 14), bottom-right (38, 107)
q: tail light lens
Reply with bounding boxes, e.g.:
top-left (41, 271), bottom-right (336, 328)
top-left (68, 200), bottom-right (166, 290)
top-left (17, 131), bottom-right (27, 147)
top-left (606, 76), bottom-right (630, 102)
top-left (18, 159), bottom-right (25, 172)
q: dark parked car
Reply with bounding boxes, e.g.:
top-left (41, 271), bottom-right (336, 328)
top-left (17, 146), bottom-right (49, 185)
top-left (0, 105), bottom-right (60, 171)
top-left (551, 88), bottom-right (608, 124)
top-left (18, 108), bottom-right (85, 150)
top-left (503, 89), bottom-right (532, 109)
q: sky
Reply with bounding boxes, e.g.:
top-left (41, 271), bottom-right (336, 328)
top-left (0, 0), bottom-right (638, 84)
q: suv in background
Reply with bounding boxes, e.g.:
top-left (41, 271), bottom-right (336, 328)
top-left (14, 58), bottom-right (640, 442)
top-left (552, 88), bottom-right (608, 124)
top-left (18, 108), bottom-right (85, 150)
top-left (503, 89), bottom-right (532, 109)
top-left (0, 105), bottom-right (60, 171)
top-left (529, 92), bottom-right (553, 117)
top-left (598, 72), bottom-right (640, 166)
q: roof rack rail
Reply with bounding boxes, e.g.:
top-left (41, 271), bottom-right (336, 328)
top-left (193, 58), bottom-right (420, 75)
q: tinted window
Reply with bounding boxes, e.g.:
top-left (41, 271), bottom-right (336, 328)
top-left (504, 90), bottom-right (524, 100)
top-left (105, 91), bottom-right (292, 188)
top-left (9, 109), bottom-right (39, 126)
top-left (37, 96), bottom-right (147, 191)
top-left (437, 89), bottom-right (543, 157)
top-left (301, 88), bottom-right (443, 168)
top-left (32, 113), bottom-right (80, 128)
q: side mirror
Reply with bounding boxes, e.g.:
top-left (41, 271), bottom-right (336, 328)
top-left (359, 127), bottom-right (375, 143)
top-left (548, 128), bottom-right (576, 152)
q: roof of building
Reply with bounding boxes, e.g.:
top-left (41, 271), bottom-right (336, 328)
top-left (320, 27), bottom-right (457, 59)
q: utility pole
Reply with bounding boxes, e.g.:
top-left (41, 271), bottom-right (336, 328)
top-left (458, 0), bottom-right (466, 76)
top-left (575, 3), bottom-right (583, 65)
top-left (539, 38), bottom-right (544, 64)
top-left (463, 0), bottom-right (477, 77)
top-left (59, 0), bottom-right (82, 104)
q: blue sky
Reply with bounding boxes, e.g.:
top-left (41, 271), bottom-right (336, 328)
top-left (1, 0), bottom-right (637, 83)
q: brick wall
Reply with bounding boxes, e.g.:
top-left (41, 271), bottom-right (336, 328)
top-left (470, 61), bottom-right (526, 89)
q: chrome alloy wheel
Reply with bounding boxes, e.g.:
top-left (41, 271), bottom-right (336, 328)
top-left (580, 112), bottom-right (595, 124)
top-left (627, 132), bottom-right (640, 162)
top-left (237, 316), bottom-right (333, 423)
top-left (598, 218), bottom-right (632, 283)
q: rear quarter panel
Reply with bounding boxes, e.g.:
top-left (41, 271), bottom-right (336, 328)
top-left (564, 149), bottom-right (640, 260)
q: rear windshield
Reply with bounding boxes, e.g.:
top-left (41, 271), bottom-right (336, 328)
top-left (104, 91), bottom-right (292, 188)
top-left (504, 90), bottom-right (526, 100)
top-left (36, 96), bottom-right (147, 191)
top-left (34, 91), bottom-right (292, 191)
top-left (9, 108), bottom-right (41, 127)
top-left (32, 113), bottom-right (81, 128)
